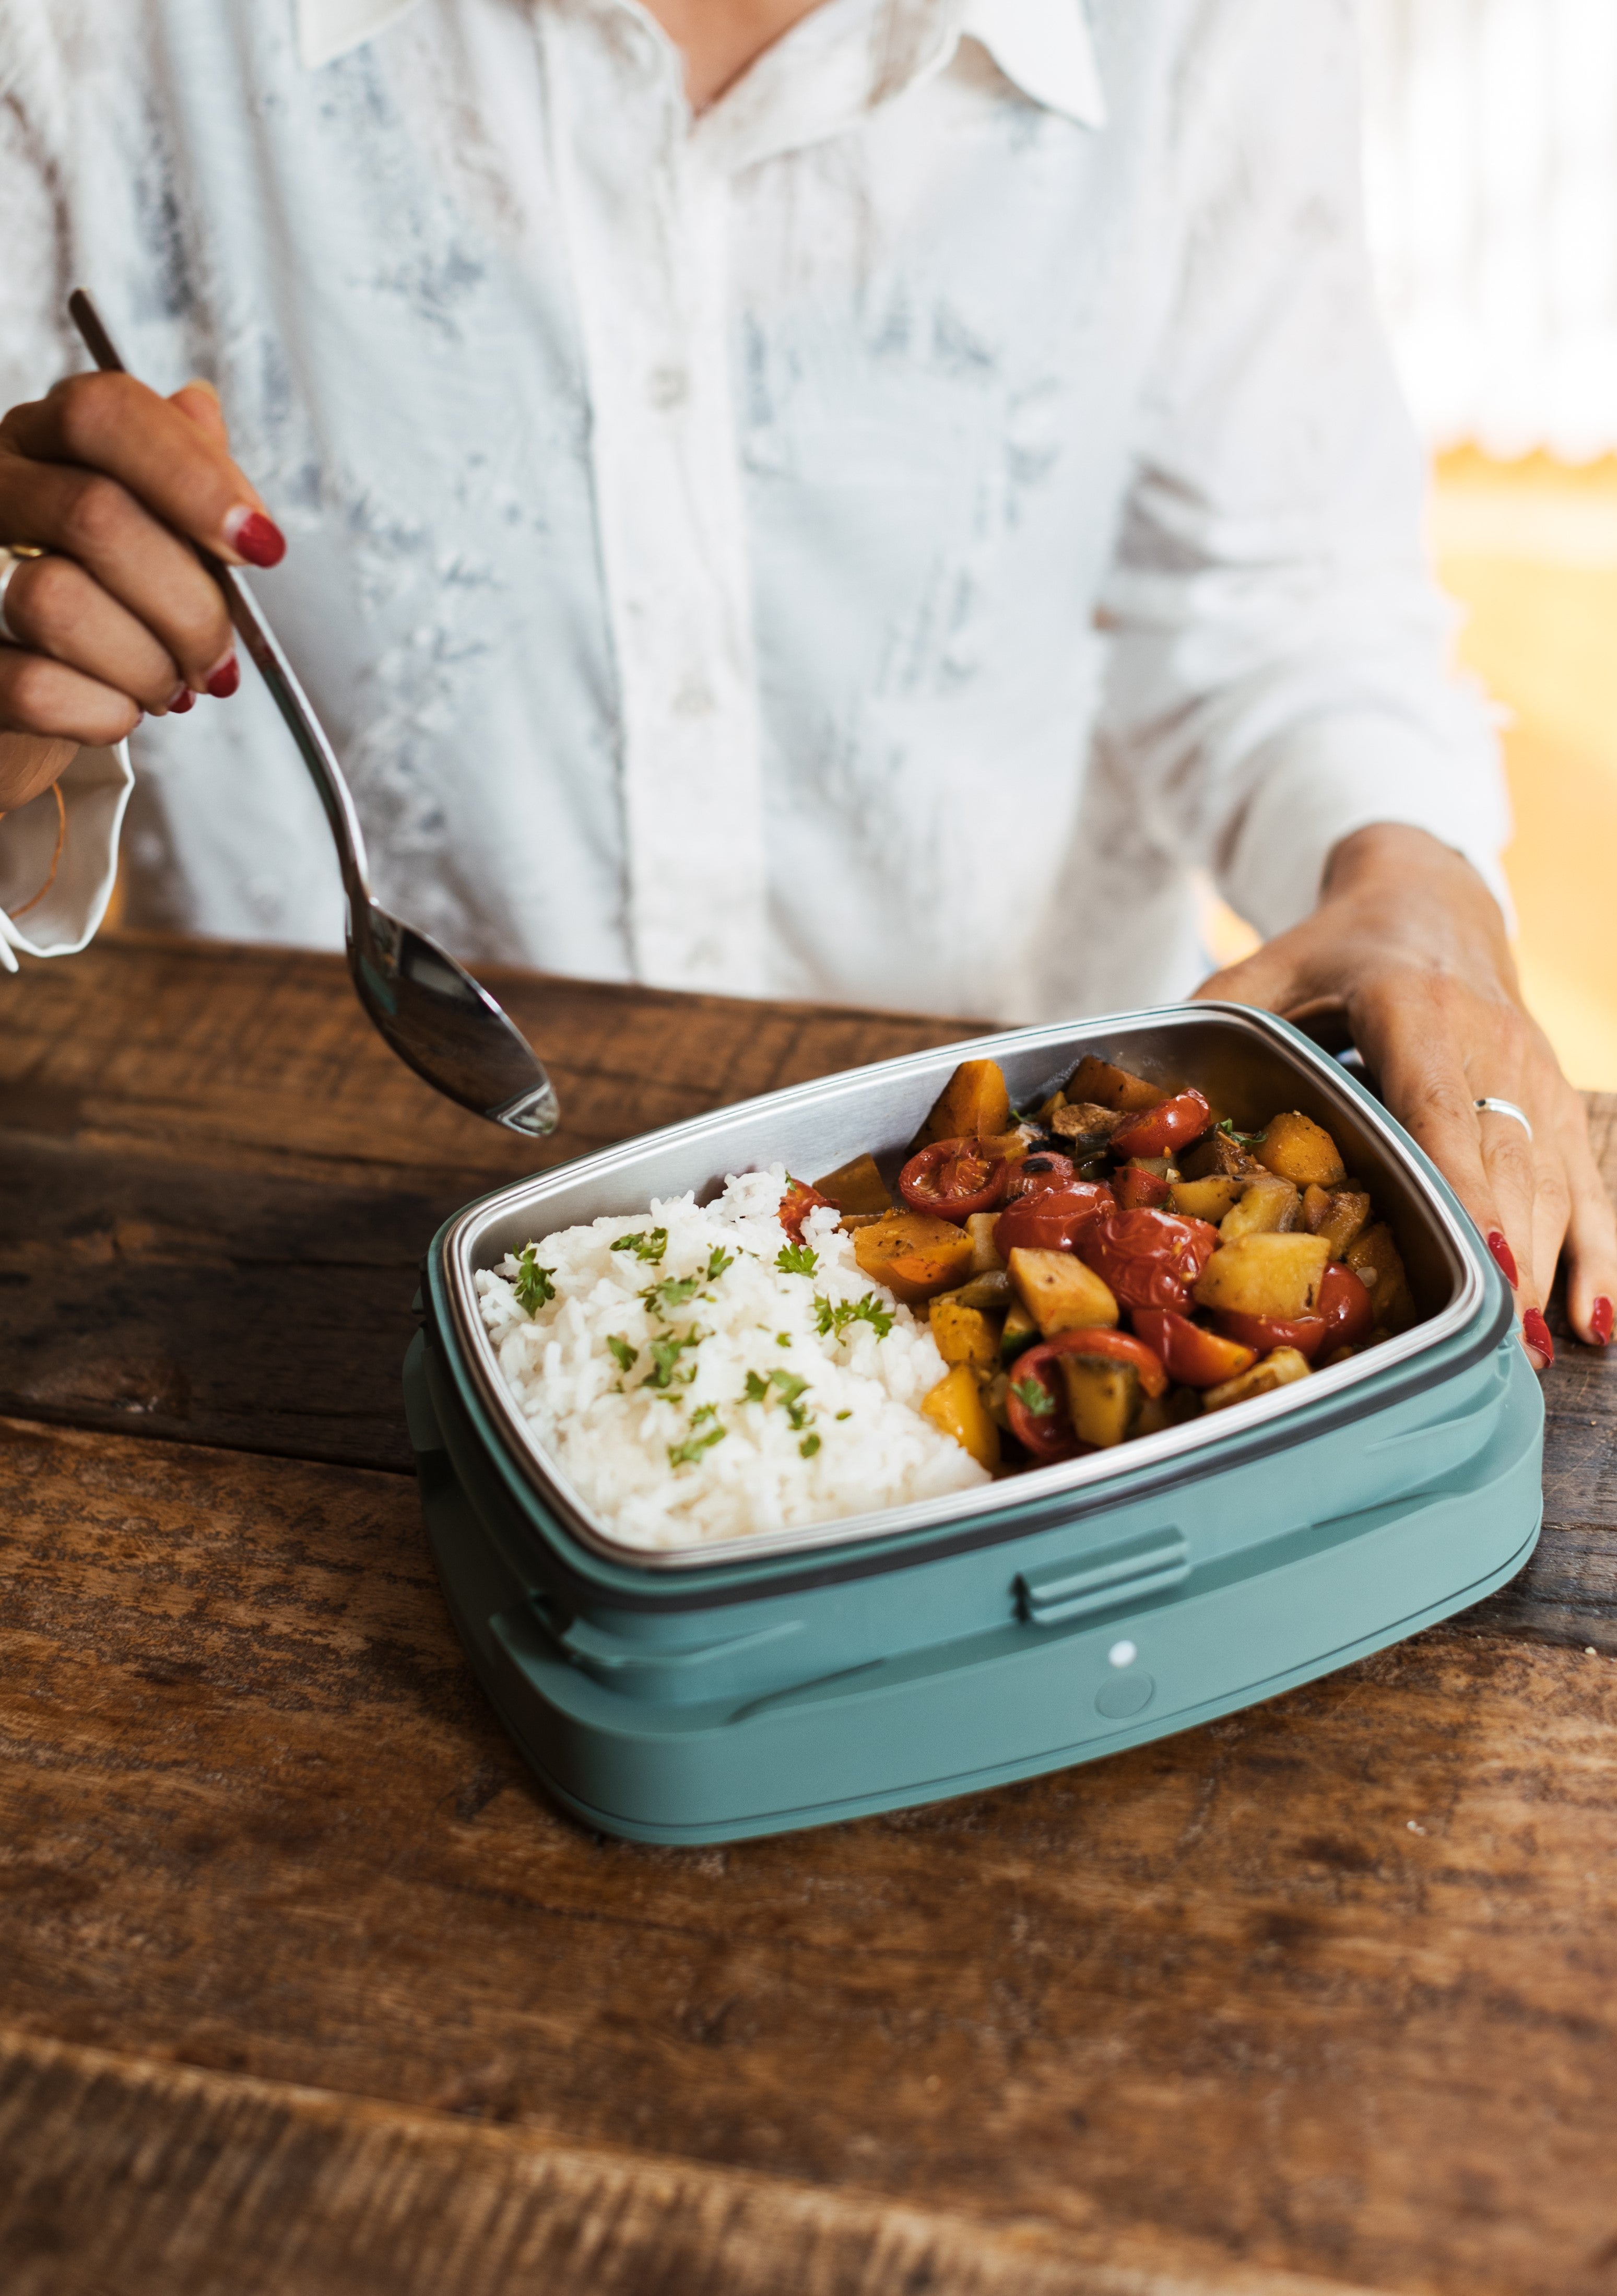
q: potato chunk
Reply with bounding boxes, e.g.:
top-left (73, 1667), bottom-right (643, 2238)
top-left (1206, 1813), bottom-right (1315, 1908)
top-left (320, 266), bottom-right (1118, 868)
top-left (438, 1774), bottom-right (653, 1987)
top-left (1007, 1247), bottom-right (1120, 1336)
top-left (1303, 1183), bottom-right (1372, 1260)
top-left (812, 1151), bottom-right (892, 1216)
top-left (1202, 1347), bottom-right (1313, 1413)
top-left (1171, 1175), bottom-right (1244, 1224)
top-left (1345, 1222), bottom-right (1418, 1335)
top-left (1057, 1355), bottom-right (1140, 1449)
top-left (929, 1291), bottom-right (1002, 1370)
top-left (1064, 1056), bottom-right (1163, 1113)
top-left (1219, 1175), bottom-right (1301, 1239)
top-left (1193, 1233), bottom-right (1331, 1320)
top-left (964, 1210), bottom-right (1006, 1273)
top-left (853, 1211), bottom-right (975, 1305)
top-left (914, 1058), bottom-right (1011, 1149)
top-left (1254, 1110), bottom-right (1347, 1190)
top-left (920, 1363), bottom-right (1000, 1471)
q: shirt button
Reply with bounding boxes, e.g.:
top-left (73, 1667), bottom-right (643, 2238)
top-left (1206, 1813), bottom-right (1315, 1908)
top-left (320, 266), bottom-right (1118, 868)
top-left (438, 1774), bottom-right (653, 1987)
top-left (647, 365), bottom-right (689, 410)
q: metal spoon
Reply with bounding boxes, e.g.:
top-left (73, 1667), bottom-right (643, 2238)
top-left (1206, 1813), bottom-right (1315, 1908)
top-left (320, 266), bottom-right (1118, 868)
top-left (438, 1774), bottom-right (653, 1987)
top-left (68, 289), bottom-right (560, 1138)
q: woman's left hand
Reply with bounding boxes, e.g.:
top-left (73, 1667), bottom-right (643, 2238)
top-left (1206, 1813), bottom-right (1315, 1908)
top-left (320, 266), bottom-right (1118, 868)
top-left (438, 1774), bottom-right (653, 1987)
top-left (1194, 822), bottom-right (1616, 1371)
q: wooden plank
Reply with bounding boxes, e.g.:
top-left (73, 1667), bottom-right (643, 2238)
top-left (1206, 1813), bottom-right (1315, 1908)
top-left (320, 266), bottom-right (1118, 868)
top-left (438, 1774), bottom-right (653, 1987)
top-left (0, 933), bottom-right (982, 1194)
top-left (4, 1416), bottom-right (1617, 2294)
top-left (0, 2034), bottom-right (1376, 2296)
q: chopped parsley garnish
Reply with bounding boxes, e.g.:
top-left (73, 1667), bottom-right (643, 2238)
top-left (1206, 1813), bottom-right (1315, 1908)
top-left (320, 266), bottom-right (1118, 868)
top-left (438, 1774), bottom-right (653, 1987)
top-left (1010, 1375), bottom-right (1057, 1418)
top-left (813, 1291), bottom-right (896, 1341)
top-left (835, 1409), bottom-right (852, 1420)
top-left (610, 1227), bottom-right (668, 1263)
top-left (668, 1423), bottom-right (727, 1469)
top-left (643, 1273), bottom-right (703, 1316)
top-left (1216, 1119), bottom-right (1266, 1145)
top-left (513, 1247), bottom-right (556, 1315)
top-left (643, 1329), bottom-right (703, 1390)
top-left (776, 1332), bottom-right (793, 1347)
top-left (775, 1242), bottom-right (818, 1276)
top-left (742, 1370), bottom-right (771, 1402)
top-left (705, 1245), bottom-right (735, 1281)
top-left (799, 1433), bottom-right (821, 1458)
top-left (739, 1366), bottom-right (815, 1431)
top-left (690, 1403), bottom-right (719, 1427)
top-left (606, 1335), bottom-right (638, 1373)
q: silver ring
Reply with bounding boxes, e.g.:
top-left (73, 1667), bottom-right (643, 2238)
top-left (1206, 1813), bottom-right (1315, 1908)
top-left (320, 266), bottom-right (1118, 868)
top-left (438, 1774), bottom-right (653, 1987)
top-left (0, 545), bottom-right (45, 645)
top-left (1474, 1097), bottom-right (1533, 1143)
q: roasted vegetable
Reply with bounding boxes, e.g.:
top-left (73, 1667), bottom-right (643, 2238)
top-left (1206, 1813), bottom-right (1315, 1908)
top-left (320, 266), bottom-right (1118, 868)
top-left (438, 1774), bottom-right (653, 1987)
top-left (953, 1267), bottom-right (1013, 1310)
top-left (1193, 1233), bottom-right (1331, 1321)
top-left (920, 1362), bottom-right (1001, 1471)
top-left (1254, 1110), bottom-right (1347, 1190)
top-left (928, 1290), bottom-right (1002, 1369)
top-left (900, 1138), bottom-right (1011, 1221)
top-left (964, 1211), bottom-right (1007, 1273)
top-left (1077, 1207), bottom-right (1220, 1313)
top-left (1058, 1355), bottom-right (1140, 1449)
top-left (1345, 1222), bottom-right (1418, 1334)
top-left (1201, 1347), bottom-right (1313, 1413)
top-left (1000, 1299), bottom-right (1039, 1361)
top-left (913, 1059), bottom-right (1011, 1150)
top-left (1115, 1166), bottom-right (1174, 1209)
top-left (1219, 1174), bottom-right (1301, 1238)
top-left (1050, 1100), bottom-right (1126, 1153)
top-left (1131, 1308), bottom-right (1259, 1388)
top-left (780, 1179), bottom-right (838, 1241)
top-left (853, 1210), bottom-right (976, 1304)
top-left (1303, 1183), bottom-right (1372, 1259)
top-left (1064, 1055), bottom-right (1164, 1113)
top-left (1179, 1130), bottom-right (1268, 1181)
top-left (1171, 1175), bottom-right (1244, 1224)
top-left (812, 1151), bottom-right (893, 1216)
top-left (1007, 1246), bottom-right (1120, 1335)
top-left (1110, 1087), bottom-right (1213, 1161)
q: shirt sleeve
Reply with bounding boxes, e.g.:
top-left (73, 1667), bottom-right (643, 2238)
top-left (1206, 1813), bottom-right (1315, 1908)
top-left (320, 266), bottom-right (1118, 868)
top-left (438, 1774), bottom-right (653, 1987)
top-left (0, 743), bottom-right (134, 972)
top-left (1093, 0), bottom-right (1511, 941)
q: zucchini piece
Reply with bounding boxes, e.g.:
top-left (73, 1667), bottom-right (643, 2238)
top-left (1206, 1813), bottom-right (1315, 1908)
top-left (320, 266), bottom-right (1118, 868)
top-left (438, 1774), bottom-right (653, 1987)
top-left (1057, 1354), bottom-right (1140, 1448)
top-left (1001, 1300), bottom-right (1039, 1362)
top-left (1202, 1346), bottom-right (1313, 1412)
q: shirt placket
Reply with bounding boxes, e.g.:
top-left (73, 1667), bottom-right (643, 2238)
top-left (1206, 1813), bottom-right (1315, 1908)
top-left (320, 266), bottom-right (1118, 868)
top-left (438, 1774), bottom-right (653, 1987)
top-left (542, 1), bottom-right (768, 992)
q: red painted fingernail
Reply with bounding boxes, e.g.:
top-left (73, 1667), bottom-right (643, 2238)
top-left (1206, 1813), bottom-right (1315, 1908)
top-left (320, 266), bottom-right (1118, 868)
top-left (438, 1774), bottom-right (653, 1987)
top-left (1592, 1297), bottom-right (1613, 1346)
top-left (1486, 1230), bottom-right (1519, 1287)
top-left (222, 507), bottom-right (286, 568)
top-left (166, 685), bottom-right (195, 714)
top-left (1522, 1308), bottom-right (1554, 1365)
top-left (205, 656), bottom-right (240, 700)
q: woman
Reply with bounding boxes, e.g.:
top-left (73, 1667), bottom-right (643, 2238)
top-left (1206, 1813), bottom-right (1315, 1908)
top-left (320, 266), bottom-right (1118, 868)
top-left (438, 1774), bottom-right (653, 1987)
top-left (0, 0), bottom-right (1611, 1361)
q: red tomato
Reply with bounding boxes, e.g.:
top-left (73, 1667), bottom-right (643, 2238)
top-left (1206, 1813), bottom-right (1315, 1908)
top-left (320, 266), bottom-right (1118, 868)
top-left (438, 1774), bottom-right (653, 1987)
top-left (1114, 1166), bottom-right (1173, 1210)
top-left (1318, 1261), bottom-right (1374, 1350)
top-left (993, 1181), bottom-right (1115, 1259)
top-left (1078, 1208), bottom-right (1220, 1313)
top-left (1211, 1308), bottom-right (1327, 1361)
top-left (898, 1137), bottom-right (1010, 1222)
top-left (1001, 1151), bottom-right (1076, 1203)
top-left (1131, 1309), bottom-right (1258, 1388)
top-left (1005, 1329), bottom-right (1169, 1461)
top-left (1109, 1087), bottom-right (1213, 1161)
top-left (779, 1180), bottom-right (837, 1242)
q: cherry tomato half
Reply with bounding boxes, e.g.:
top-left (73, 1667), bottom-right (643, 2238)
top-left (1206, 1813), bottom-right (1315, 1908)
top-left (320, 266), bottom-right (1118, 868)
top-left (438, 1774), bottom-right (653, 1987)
top-left (1109, 1087), bottom-right (1213, 1162)
top-left (780, 1179), bottom-right (837, 1242)
top-left (898, 1137), bottom-right (1010, 1223)
top-left (1002, 1151), bottom-right (1076, 1204)
top-left (1078, 1208), bottom-right (1220, 1314)
top-left (1113, 1165), bottom-right (1173, 1210)
top-left (1005, 1328), bottom-right (1169, 1461)
top-left (1319, 1261), bottom-right (1374, 1350)
top-left (993, 1181), bottom-right (1115, 1259)
top-left (1131, 1308), bottom-right (1258, 1388)
top-left (1211, 1307), bottom-right (1326, 1361)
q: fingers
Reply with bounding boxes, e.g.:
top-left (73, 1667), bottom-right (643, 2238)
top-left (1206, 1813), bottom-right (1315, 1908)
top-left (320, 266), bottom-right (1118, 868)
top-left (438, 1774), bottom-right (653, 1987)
top-left (0, 452), bottom-right (235, 693)
top-left (1551, 1096), bottom-right (1617, 1351)
top-left (3, 371), bottom-right (282, 567)
top-left (170, 379), bottom-right (230, 449)
top-left (0, 645), bottom-right (140, 749)
top-left (0, 733), bottom-right (79, 815)
top-left (0, 550), bottom-right (183, 713)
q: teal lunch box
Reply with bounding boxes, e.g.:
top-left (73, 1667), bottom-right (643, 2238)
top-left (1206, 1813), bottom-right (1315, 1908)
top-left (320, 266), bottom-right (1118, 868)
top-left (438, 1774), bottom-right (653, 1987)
top-left (404, 1004), bottom-right (1543, 1845)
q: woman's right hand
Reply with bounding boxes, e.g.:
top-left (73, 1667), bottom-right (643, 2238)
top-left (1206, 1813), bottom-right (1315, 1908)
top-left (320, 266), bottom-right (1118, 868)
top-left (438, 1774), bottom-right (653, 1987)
top-left (0, 371), bottom-right (285, 808)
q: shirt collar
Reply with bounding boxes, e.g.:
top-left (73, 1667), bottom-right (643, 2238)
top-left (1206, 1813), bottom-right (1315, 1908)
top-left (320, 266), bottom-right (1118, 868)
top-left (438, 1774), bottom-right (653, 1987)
top-left (295, 0), bottom-right (1107, 128)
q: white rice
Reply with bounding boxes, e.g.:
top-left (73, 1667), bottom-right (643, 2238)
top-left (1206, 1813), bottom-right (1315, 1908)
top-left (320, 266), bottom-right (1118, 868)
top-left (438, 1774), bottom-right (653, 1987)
top-left (475, 1163), bottom-right (988, 1550)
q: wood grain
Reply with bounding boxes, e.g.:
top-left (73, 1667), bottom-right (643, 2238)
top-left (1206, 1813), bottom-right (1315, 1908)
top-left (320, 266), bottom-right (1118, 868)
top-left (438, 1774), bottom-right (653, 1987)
top-left (4, 1416), bottom-right (1617, 2296)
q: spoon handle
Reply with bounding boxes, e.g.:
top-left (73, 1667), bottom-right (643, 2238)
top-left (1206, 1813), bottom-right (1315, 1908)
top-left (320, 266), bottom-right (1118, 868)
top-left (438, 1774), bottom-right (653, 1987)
top-left (67, 289), bottom-right (373, 911)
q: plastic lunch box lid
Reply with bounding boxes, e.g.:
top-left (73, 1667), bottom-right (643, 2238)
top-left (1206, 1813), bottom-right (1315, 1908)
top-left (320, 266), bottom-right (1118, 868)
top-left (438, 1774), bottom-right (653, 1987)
top-left (422, 1004), bottom-right (1510, 1604)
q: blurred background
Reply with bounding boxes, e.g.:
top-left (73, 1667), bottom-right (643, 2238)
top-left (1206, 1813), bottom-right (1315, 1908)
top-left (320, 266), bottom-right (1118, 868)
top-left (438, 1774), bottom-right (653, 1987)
top-left (1209, 0), bottom-right (1617, 1089)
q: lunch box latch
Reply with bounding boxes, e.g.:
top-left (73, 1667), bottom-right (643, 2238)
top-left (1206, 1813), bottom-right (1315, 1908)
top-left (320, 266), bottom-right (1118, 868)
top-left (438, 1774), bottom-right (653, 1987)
top-left (1017, 1528), bottom-right (1189, 1627)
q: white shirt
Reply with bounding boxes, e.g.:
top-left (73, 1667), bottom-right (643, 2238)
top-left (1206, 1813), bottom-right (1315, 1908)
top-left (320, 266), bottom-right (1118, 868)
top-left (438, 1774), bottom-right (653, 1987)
top-left (0, 0), bottom-right (1508, 1016)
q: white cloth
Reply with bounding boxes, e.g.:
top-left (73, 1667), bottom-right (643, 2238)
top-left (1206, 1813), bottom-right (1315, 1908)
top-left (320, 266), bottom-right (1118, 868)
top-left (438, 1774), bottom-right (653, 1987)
top-left (0, 0), bottom-right (1509, 1016)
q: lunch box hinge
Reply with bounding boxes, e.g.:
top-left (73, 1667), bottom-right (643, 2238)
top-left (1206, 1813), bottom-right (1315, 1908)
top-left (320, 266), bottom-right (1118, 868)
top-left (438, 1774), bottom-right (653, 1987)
top-left (1017, 1528), bottom-right (1189, 1626)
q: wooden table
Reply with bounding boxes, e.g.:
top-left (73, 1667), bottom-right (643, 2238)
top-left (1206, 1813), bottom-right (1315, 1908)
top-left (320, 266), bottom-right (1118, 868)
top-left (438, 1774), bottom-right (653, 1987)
top-left (2, 935), bottom-right (1613, 2296)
